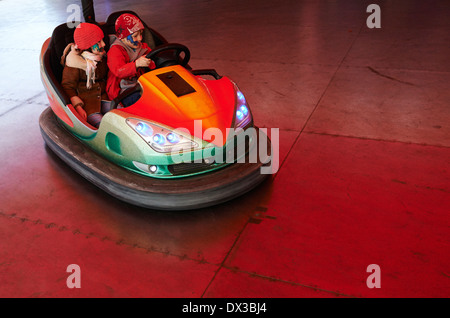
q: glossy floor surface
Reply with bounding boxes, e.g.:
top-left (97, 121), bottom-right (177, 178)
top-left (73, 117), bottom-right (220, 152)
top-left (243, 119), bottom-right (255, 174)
top-left (0, 0), bottom-right (449, 297)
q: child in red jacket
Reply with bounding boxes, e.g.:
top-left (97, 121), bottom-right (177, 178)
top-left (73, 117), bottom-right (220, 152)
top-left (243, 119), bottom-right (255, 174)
top-left (106, 13), bottom-right (154, 106)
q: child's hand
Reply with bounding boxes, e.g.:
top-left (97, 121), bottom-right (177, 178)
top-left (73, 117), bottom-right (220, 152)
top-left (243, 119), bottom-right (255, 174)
top-left (75, 105), bottom-right (87, 120)
top-left (66, 45), bottom-right (87, 71)
top-left (135, 56), bottom-right (152, 68)
top-left (71, 96), bottom-right (87, 120)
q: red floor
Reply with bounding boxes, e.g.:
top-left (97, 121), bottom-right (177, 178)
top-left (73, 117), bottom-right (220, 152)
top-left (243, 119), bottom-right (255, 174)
top-left (0, 0), bottom-right (449, 298)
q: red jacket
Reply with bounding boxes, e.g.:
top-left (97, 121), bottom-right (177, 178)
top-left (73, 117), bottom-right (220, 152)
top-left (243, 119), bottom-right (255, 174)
top-left (106, 42), bottom-right (152, 100)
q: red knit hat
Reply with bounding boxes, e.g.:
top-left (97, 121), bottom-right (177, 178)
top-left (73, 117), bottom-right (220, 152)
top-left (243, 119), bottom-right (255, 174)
top-left (74, 23), bottom-right (104, 50)
top-left (115, 13), bottom-right (144, 39)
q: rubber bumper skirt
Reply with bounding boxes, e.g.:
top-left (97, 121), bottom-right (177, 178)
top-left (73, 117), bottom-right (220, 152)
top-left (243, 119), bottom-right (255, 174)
top-left (39, 107), bottom-right (272, 210)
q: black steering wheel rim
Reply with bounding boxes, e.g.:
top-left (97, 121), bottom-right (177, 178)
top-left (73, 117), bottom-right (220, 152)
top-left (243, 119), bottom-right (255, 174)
top-left (145, 43), bottom-right (190, 69)
top-left (110, 84), bottom-right (141, 109)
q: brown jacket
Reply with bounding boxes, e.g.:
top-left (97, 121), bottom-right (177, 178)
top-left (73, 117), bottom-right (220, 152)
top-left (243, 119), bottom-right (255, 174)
top-left (61, 59), bottom-right (108, 115)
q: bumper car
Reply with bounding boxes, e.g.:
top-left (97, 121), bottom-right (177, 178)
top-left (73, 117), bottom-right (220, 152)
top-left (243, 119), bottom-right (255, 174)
top-left (39, 11), bottom-right (272, 210)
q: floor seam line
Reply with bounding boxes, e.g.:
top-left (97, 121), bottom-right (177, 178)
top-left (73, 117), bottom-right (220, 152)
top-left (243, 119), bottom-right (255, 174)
top-left (0, 211), bottom-right (211, 265)
top-left (272, 23), bottom-right (366, 182)
top-left (0, 92), bottom-right (48, 117)
top-left (200, 218), bottom-right (253, 298)
top-left (304, 131), bottom-right (450, 149)
top-left (221, 266), bottom-right (357, 298)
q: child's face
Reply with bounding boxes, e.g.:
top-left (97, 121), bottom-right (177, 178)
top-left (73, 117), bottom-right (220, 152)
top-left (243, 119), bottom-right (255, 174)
top-left (123, 30), bottom-right (143, 49)
top-left (91, 39), bottom-right (106, 54)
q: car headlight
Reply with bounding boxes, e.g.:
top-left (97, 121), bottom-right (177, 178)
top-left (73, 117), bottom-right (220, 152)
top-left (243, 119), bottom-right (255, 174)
top-left (234, 88), bottom-right (252, 129)
top-left (127, 118), bottom-right (199, 153)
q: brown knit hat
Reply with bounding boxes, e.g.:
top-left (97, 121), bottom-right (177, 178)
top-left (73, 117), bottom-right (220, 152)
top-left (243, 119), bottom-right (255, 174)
top-left (74, 23), bottom-right (104, 50)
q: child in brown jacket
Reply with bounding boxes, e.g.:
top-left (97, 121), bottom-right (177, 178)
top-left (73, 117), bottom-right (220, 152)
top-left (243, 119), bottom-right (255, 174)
top-left (61, 23), bottom-right (108, 128)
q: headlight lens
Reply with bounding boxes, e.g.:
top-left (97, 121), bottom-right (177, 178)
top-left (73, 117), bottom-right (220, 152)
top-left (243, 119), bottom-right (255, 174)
top-left (153, 134), bottom-right (165, 145)
top-left (234, 88), bottom-right (252, 129)
top-left (135, 122), bottom-right (153, 136)
top-left (167, 132), bottom-right (180, 143)
top-left (127, 118), bottom-right (199, 153)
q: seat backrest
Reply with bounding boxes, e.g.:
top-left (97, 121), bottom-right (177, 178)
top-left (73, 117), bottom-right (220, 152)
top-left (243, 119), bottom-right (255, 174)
top-left (48, 22), bottom-right (79, 84)
top-left (105, 10), bottom-right (168, 50)
top-left (42, 22), bottom-right (81, 105)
